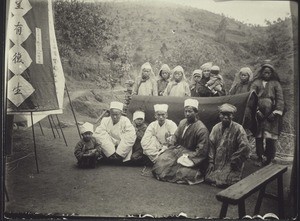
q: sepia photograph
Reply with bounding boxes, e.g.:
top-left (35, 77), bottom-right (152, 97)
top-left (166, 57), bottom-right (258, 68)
top-left (2, 0), bottom-right (298, 219)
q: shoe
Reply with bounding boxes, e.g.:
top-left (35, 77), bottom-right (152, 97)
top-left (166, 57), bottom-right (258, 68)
top-left (254, 158), bottom-right (263, 167)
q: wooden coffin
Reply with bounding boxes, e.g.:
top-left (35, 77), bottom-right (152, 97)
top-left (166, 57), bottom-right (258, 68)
top-left (127, 91), bottom-right (258, 134)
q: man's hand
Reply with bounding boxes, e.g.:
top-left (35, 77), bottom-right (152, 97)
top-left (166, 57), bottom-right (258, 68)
top-left (267, 112), bottom-right (276, 122)
top-left (257, 110), bottom-right (264, 121)
top-left (158, 145), bottom-right (168, 155)
top-left (206, 162), bottom-right (214, 175)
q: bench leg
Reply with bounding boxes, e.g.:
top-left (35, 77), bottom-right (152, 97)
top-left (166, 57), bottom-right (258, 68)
top-left (254, 185), bottom-right (266, 215)
top-left (238, 200), bottom-right (246, 218)
top-left (219, 202), bottom-right (228, 218)
top-left (277, 174), bottom-right (284, 218)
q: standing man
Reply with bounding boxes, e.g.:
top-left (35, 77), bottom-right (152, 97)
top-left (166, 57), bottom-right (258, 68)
top-left (205, 103), bottom-right (250, 187)
top-left (152, 99), bottom-right (209, 185)
top-left (94, 101), bottom-right (136, 163)
top-left (141, 104), bottom-right (177, 163)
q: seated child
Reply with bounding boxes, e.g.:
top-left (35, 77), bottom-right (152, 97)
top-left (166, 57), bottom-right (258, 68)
top-left (74, 122), bottom-right (102, 168)
top-left (205, 65), bottom-right (224, 95)
top-left (130, 110), bottom-right (149, 165)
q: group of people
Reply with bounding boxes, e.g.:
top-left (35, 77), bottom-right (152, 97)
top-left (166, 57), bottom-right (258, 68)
top-left (73, 60), bottom-right (285, 188)
top-left (74, 99), bottom-right (250, 187)
top-left (132, 60), bottom-right (285, 167)
top-left (133, 61), bottom-right (228, 98)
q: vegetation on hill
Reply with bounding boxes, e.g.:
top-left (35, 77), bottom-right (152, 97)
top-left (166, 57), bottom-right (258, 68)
top-left (53, 0), bottom-right (296, 137)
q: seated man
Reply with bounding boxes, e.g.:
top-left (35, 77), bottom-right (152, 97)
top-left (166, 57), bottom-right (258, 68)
top-left (152, 99), bottom-right (210, 185)
top-left (141, 104), bottom-right (177, 163)
top-left (94, 101), bottom-right (136, 163)
top-left (205, 103), bottom-right (250, 187)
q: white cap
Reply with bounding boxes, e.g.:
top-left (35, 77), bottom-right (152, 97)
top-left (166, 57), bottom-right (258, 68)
top-left (154, 104), bottom-right (168, 112)
top-left (211, 65), bottom-right (220, 71)
top-left (133, 111), bottom-right (145, 121)
top-left (184, 99), bottom-right (199, 109)
top-left (110, 101), bottom-right (123, 111)
top-left (79, 122), bottom-right (94, 134)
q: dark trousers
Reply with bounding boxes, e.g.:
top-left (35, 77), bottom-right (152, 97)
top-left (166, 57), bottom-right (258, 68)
top-left (78, 156), bottom-right (97, 168)
top-left (256, 138), bottom-right (276, 163)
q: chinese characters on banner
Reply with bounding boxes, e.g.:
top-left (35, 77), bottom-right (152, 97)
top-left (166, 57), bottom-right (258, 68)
top-left (6, 0), bottom-right (65, 122)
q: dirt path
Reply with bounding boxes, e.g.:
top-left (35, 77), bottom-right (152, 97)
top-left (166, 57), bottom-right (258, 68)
top-left (4, 122), bottom-right (293, 219)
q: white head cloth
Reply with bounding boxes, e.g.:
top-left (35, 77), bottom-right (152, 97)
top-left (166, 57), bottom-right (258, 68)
top-left (133, 111), bottom-right (145, 121)
top-left (110, 101), bottom-right (123, 111)
top-left (184, 99), bottom-right (199, 109)
top-left (154, 104), bottom-right (168, 112)
top-left (79, 122), bottom-right (94, 134)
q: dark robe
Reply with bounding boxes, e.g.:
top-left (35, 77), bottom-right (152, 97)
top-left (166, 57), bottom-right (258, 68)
top-left (192, 77), bottom-right (226, 97)
top-left (131, 122), bottom-right (148, 161)
top-left (157, 79), bottom-right (169, 96)
top-left (152, 118), bottom-right (209, 185)
top-left (205, 121), bottom-right (250, 187)
top-left (250, 79), bottom-right (284, 137)
top-left (229, 82), bottom-right (251, 95)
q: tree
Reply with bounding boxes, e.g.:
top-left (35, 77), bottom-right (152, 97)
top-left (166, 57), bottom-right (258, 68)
top-left (54, 0), bottom-right (115, 56)
top-left (215, 17), bottom-right (228, 43)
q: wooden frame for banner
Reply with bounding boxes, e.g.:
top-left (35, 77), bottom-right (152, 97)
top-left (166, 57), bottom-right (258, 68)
top-left (5, 83), bottom-right (81, 174)
top-left (30, 112), bottom-right (39, 173)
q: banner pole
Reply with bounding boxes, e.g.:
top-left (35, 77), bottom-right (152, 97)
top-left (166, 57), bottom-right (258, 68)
top-left (55, 114), bottom-right (68, 147)
top-left (30, 112), bottom-right (39, 173)
top-left (48, 115), bottom-right (56, 138)
top-left (38, 122), bottom-right (44, 136)
top-left (65, 84), bottom-right (81, 138)
top-left (50, 115), bottom-right (60, 138)
top-left (4, 156), bottom-right (9, 202)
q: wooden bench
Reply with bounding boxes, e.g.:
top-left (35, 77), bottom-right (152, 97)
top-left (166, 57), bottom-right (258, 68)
top-left (216, 163), bottom-right (288, 219)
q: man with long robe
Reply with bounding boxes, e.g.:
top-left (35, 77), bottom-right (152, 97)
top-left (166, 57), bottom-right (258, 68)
top-left (94, 101), bottom-right (136, 162)
top-left (205, 103), bottom-right (250, 187)
top-left (152, 99), bottom-right (209, 185)
top-left (141, 104), bottom-right (177, 163)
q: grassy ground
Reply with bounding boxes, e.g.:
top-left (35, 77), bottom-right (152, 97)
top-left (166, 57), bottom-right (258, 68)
top-left (4, 123), bottom-right (293, 219)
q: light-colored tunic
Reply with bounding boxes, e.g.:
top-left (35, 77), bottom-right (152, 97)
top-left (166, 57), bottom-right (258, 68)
top-left (94, 116), bottom-right (136, 162)
top-left (133, 78), bottom-right (158, 96)
top-left (141, 119), bottom-right (177, 162)
top-left (163, 81), bottom-right (191, 97)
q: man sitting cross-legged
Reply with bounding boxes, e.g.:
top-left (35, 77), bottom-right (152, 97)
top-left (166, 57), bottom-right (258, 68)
top-left (205, 103), bottom-right (250, 188)
top-left (152, 99), bottom-right (210, 185)
top-left (141, 104), bottom-right (177, 164)
top-left (94, 101), bottom-right (136, 163)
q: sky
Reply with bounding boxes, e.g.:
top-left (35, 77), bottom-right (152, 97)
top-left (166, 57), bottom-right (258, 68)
top-left (88, 0), bottom-right (293, 26)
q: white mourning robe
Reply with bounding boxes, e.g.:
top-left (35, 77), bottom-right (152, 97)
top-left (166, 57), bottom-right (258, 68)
top-left (141, 119), bottom-right (177, 162)
top-left (94, 116), bottom-right (136, 162)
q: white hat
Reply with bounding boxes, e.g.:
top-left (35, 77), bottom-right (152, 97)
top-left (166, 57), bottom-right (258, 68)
top-left (79, 122), bottom-right (94, 134)
top-left (154, 104), bottom-right (168, 112)
top-left (133, 111), bottom-right (145, 121)
top-left (184, 99), bottom-right (199, 109)
top-left (177, 154), bottom-right (195, 167)
top-left (211, 65), bottom-right (220, 72)
top-left (110, 101), bottom-right (123, 111)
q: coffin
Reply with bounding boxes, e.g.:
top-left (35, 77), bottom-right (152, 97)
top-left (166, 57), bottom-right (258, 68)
top-left (127, 91), bottom-right (258, 134)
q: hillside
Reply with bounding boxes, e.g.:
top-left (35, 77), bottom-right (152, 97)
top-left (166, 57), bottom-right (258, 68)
top-left (54, 0), bottom-right (296, 136)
